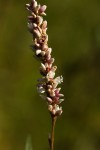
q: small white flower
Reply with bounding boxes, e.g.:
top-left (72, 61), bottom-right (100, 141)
top-left (33, 1), bottom-right (37, 8)
top-left (53, 76), bottom-right (63, 88)
top-left (48, 104), bottom-right (62, 116)
top-left (33, 23), bottom-right (37, 27)
top-left (55, 105), bottom-right (59, 111)
top-left (55, 105), bottom-right (62, 116)
top-left (46, 66), bottom-right (57, 79)
top-left (46, 70), bottom-right (55, 79)
top-left (36, 49), bottom-right (41, 55)
top-left (37, 84), bottom-right (45, 93)
top-left (55, 76), bottom-right (63, 84)
top-left (57, 109), bottom-right (62, 116)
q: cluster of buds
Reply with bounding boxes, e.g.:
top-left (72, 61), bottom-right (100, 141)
top-left (26, 0), bottom-right (64, 116)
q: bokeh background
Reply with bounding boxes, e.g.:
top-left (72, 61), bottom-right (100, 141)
top-left (0, 0), bottom-right (100, 149)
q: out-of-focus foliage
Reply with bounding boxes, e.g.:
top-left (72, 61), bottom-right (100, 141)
top-left (0, 0), bottom-right (100, 150)
top-left (25, 135), bottom-right (33, 150)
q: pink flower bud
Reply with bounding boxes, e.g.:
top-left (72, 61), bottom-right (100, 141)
top-left (47, 97), bottom-right (52, 103)
top-left (39, 5), bottom-right (47, 13)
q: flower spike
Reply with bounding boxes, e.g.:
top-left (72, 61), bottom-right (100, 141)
top-left (26, 0), bottom-right (64, 117)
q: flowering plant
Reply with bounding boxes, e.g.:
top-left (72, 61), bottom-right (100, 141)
top-left (26, 0), bottom-right (64, 149)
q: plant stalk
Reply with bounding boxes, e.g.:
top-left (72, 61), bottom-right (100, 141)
top-left (50, 116), bottom-right (57, 150)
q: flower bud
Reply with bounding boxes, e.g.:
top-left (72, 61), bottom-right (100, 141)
top-left (33, 1), bottom-right (37, 8)
top-left (47, 97), bottom-right (52, 103)
top-left (36, 49), bottom-right (41, 55)
top-left (39, 5), bottom-right (47, 13)
top-left (34, 29), bottom-right (41, 37)
top-left (37, 16), bottom-right (43, 26)
top-left (41, 63), bottom-right (46, 71)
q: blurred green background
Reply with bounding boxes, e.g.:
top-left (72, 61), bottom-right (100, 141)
top-left (0, 0), bottom-right (100, 150)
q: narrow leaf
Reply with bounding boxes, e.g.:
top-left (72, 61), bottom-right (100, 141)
top-left (25, 135), bottom-right (33, 150)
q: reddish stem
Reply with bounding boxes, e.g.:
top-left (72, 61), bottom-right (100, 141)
top-left (50, 116), bottom-right (57, 150)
